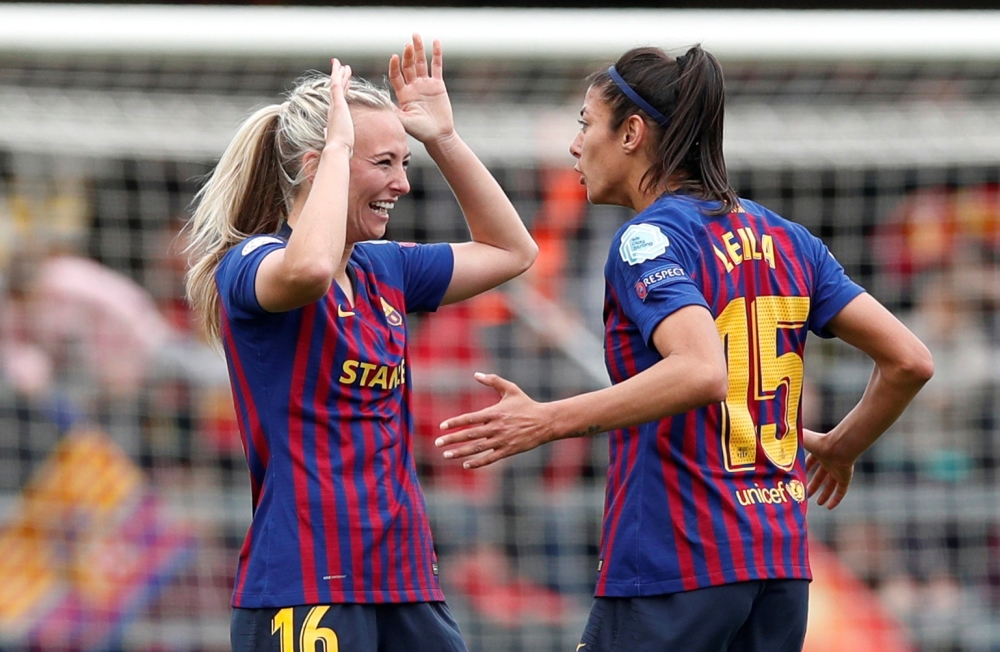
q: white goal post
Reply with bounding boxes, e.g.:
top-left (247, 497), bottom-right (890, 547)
top-left (2, 6), bottom-right (1000, 169)
top-left (2, 5), bottom-right (1000, 62)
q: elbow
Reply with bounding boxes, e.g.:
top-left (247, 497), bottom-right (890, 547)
top-left (886, 342), bottom-right (935, 390)
top-left (498, 239), bottom-right (539, 282)
top-left (686, 359), bottom-right (728, 407)
top-left (903, 345), bottom-right (935, 387)
top-left (704, 365), bottom-right (730, 405)
top-left (514, 239), bottom-right (539, 277)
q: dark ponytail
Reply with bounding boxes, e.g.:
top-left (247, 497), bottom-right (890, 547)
top-left (590, 45), bottom-right (738, 215)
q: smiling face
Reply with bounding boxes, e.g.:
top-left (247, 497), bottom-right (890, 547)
top-left (569, 85), bottom-right (631, 207)
top-left (346, 107), bottom-right (411, 243)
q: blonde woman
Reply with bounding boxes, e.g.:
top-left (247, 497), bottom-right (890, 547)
top-left (186, 36), bottom-right (536, 652)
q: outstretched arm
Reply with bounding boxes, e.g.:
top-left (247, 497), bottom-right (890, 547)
top-left (805, 293), bottom-right (934, 509)
top-left (389, 35), bottom-right (537, 304)
top-left (436, 305), bottom-right (728, 468)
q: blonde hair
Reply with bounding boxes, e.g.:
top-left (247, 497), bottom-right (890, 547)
top-left (185, 74), bottom-right (393, 345)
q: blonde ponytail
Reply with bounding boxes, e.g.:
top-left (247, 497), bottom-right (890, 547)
top-left (186, 104), bottom-right (285, 346)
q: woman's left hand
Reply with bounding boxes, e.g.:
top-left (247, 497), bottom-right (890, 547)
top-left (388, 34), bottom-right (456, 146)
top-left (803, 428), bottom-right (855, 510)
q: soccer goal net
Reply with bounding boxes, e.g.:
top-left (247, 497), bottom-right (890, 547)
top-left (1, 7), bottom-right (999, 651)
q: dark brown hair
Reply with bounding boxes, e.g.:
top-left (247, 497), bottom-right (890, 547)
top-left (589, 45), bottom-right (738, 215)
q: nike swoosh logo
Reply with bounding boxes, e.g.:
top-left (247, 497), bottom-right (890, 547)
top-left (337, 305), bottom-right (355, 318)
top-left (577, 645), bottom-right (586, 651)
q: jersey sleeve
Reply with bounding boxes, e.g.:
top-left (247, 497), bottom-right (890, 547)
top-left (215, 236), bottom-right (287, 318)
top-left (807, 238), bottom-right (866, 338)
top-left (611, 222), bottom-right (710, 347)
top-left (395, 242), bottom-right (455, 313)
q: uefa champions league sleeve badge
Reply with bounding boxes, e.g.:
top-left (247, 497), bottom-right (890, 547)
top-left (619, 223), bottom-right (670, 265)
top-left (241, 236), bottom-right (284, 256)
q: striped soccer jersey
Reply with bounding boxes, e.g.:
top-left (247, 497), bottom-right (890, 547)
top-left (598, 194), bottom-right (863, 597)
top-left (216, 224), bottom-right (454, 608)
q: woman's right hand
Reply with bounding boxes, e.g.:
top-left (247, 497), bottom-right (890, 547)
top-left (326, 58), bottom-right (354, 154)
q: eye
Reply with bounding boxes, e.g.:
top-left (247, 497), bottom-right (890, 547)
top-left (376, 159), bottom-right (392, 167)
top-left (577, 119), bottom-right (587, 131)
top-left (402, 158), bottom-right (411, 169)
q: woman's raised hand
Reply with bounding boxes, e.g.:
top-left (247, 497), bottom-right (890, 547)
top-left (388, 34), bottom-right (455, 145)
top-left (326, 58), bottom-right (355, 154)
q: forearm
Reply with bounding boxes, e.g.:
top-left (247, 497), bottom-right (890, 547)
top-left (283, 144), bottom-right (351, 277)
top-left (424, 133), bottom-right (534, 260)
top-left (822, 292), bottom-right (934, 462)
top-left (827, 363), bottom-right (931, 461)
top-left (546, 353), bottom-right (727, 442)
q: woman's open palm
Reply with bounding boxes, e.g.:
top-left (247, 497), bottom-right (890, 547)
top-left (388, 34), bottom-right (455, 144)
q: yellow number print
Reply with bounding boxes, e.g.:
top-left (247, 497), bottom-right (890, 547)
top-left (272, 606), bottom-right (339, 652)
top-left (716, 295), bottom-right (809, 472)
top-left (272, 607), bottom-right (295, 652)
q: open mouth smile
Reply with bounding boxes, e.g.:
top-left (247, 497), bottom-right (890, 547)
top-left (369, 200), bottom-right (395, 217)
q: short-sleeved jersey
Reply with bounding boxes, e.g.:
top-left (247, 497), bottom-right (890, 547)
top-left (216, 224), bottom-right (454, 608)
top-left (598, 194), bottom-right (864, 597)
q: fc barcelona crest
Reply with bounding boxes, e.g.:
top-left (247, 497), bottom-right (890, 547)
top-left (380, 297), bottom-right (403, 326)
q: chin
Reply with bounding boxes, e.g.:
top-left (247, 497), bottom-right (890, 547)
top-left (348, 219), bottom-right (388, 243)
top-left (362, 227), bottom-right (388, 242)
top-left (586, 186), bottom-right (608, 205)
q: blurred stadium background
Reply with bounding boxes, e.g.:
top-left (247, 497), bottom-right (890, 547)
top-left (1, 5), bottom-right (1000, 651)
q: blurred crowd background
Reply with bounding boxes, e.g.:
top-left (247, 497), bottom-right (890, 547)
top-left (2, 6), bottom-right (1000, 652)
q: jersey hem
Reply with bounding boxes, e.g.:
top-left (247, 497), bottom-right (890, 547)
top-left (232, 587), bottom-right (446, 608)
top-left (594, 566), bottom-right (812, 597)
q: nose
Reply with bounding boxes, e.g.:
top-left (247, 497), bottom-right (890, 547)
top-left (569, 131), bottom-right (583, 159)
top-left (391, 165), bottom-right (411, 196)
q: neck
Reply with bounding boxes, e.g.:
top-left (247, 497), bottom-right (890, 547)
top-left (628, 171), bottom-right (682, 214)
top-left (286, 190), bottom-right (306, 231)
top-left (335, 245), bottom-right (354, 283)
top-left (618, 154), bottom-right (665, 213)
top-left (629, 185), bottom-right (664, 214)
top-left (626, 175), bottom-right (669, 214)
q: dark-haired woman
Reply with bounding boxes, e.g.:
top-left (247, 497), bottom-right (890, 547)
top-left (186, 35), bottom-right (536, 652)
top-left (436, 45), bottom-right (932, 651)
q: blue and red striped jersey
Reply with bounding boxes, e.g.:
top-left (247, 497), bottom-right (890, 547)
top-left (216, 225), bottom-right (453, 608)
top-left (599, 194), bottom-right (863, 597)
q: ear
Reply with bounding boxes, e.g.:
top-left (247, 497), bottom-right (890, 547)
top-left (620, 115), bottom-right (649, 155)
top-left (302, 150), bottom-right (322, 182)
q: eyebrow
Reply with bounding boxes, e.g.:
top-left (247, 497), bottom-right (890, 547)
top-left (372, 150), bottom-right (412, 160)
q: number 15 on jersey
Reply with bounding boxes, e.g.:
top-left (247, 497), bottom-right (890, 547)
top-left (716, 295), bottom-right (810, 473)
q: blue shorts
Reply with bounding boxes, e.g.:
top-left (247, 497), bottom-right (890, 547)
top-left (231, 602), bottom-right (467, 652)
top-left (578, 580), bottom-right (808, 652)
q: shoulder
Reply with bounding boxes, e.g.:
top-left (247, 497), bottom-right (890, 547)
top-left (614, 197), bottom-right (704, 264)
top-left (616, 221), bottom-right (673, 266)
top-left (353, 239), bottom-right (401, 265)
top-left (643, 194), bottom-right (718, 235)
top-left (220, 235), bottom-right (286, 265)
top-left (239, 234), bottom-right (286, 255)
top-left (354, 240), bottom-right (417, 281)
top-left (740, 199), bottom-right (811, 237)
top-left (216, 235), bottom-right (288, 288)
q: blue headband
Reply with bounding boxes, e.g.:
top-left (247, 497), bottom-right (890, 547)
top-left (607, 65), bottom-right (670, 127)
